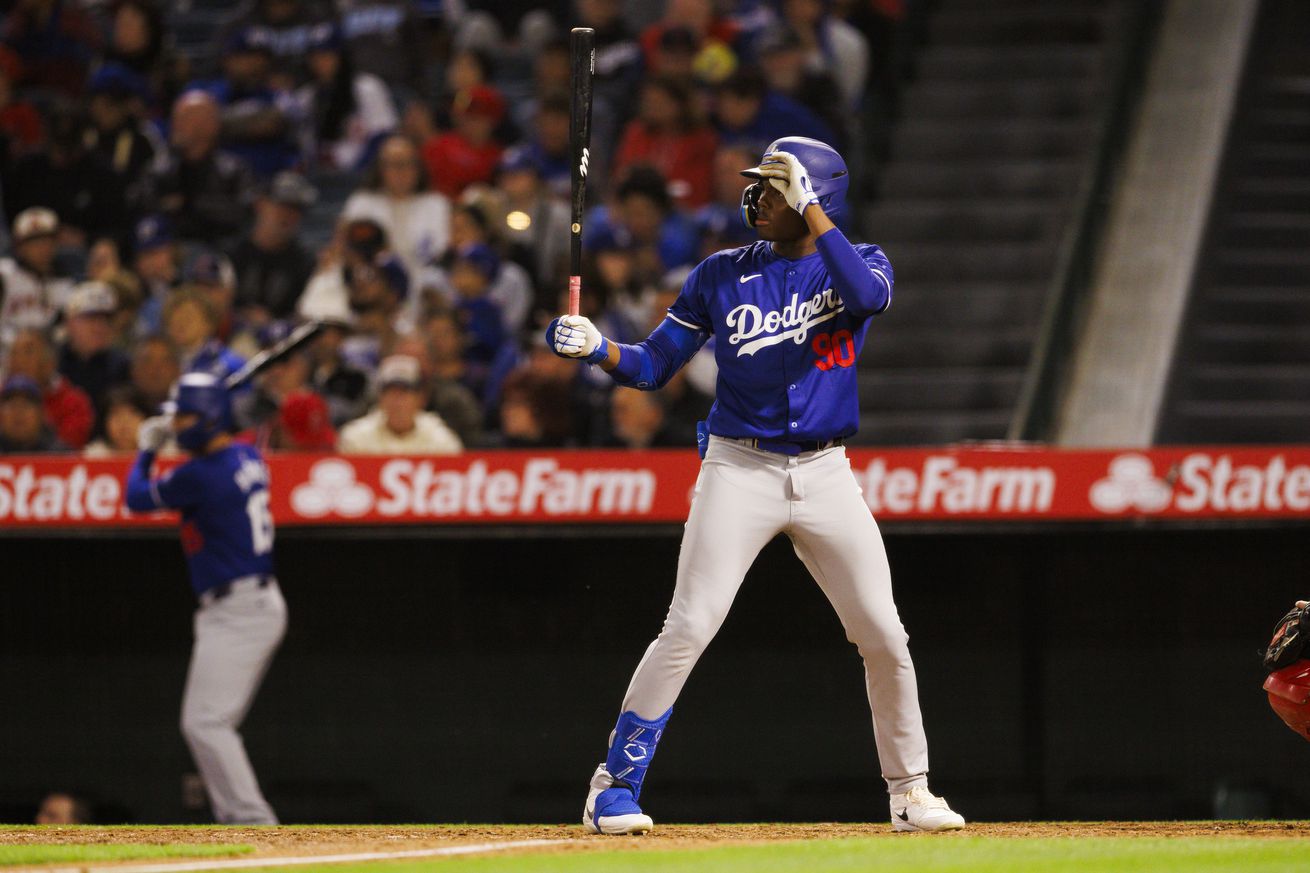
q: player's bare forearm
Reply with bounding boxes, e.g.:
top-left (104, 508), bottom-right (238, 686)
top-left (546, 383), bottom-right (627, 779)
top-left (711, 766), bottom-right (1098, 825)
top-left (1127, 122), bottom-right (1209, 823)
top-left (598, 340), bottom-right (622, 372)
top-left (804, 202), bottom-right (836, 237)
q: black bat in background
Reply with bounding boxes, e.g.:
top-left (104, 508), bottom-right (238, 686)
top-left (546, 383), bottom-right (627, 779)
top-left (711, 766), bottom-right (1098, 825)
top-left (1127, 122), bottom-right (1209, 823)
top-left (223, 321), bottom-right (324, 391)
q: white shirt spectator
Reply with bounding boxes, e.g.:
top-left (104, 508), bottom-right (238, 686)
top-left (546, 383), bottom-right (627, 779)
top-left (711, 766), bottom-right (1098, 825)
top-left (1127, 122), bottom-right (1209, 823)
top-left (341, 189), bottom-right (452, 278)
top-left (0, 257), bottom-right (74, 351)
top-left (338, 408), bottom-right (462, 454)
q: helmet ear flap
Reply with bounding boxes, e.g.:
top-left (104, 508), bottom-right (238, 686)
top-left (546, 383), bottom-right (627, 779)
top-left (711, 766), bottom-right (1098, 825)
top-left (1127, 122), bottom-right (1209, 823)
top-left (740, 180), bottom-right (765, 228)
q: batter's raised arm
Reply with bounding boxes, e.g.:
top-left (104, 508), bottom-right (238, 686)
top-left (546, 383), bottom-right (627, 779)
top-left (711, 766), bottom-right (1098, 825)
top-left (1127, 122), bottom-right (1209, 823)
top-left (545, 314), bottom-right (708, 391)
top-left (760, 149), bottom-right (893, 318)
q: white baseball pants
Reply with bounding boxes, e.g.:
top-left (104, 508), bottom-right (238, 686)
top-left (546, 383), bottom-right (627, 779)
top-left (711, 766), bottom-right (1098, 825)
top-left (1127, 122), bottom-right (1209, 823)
top-left (181, 577), bottom-right (286, 825)
top-left (620, 436), bottom-right (930, 794)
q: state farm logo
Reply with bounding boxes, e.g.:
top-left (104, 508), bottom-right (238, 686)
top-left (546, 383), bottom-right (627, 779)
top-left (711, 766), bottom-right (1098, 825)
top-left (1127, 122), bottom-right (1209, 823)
top-left (1089, 454), bottom-right (1173, 514)
top-left (291, 459), bottom-right (374, 518)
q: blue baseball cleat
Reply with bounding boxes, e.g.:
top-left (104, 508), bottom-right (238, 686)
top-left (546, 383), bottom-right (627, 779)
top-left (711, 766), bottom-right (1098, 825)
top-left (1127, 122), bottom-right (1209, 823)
top-left (582, 764), bottom-right (653, 835)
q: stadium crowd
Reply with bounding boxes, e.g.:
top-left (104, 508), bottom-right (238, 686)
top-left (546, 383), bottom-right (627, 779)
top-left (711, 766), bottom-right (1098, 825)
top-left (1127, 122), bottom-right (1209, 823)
top-left (0, 0), bottom-right (905, 455)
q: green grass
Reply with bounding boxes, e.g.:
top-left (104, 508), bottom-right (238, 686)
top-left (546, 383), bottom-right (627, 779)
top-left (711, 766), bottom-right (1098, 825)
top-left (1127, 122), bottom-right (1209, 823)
top-left (231, 837), bottom-right (1308, 873)
top-left (0, 842), bottom-right (253, 865)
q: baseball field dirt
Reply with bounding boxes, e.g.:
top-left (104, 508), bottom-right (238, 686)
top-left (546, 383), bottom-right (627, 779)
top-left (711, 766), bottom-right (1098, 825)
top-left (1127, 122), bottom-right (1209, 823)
top-left (3, 823), bottom-right (1308, 872)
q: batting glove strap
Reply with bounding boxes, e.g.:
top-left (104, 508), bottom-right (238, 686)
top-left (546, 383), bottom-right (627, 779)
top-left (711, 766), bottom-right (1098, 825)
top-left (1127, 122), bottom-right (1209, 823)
top-left (604, 707), bottom-right (672, 801)
top-left (584, 335), bottom-right (609, 365)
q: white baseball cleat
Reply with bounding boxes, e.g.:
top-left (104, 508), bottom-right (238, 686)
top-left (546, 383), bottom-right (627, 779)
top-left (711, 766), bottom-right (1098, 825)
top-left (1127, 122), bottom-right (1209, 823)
top-left (582, 764), bottom-right (654, 835)
top-left (890, 786), bottom-right (966, 832)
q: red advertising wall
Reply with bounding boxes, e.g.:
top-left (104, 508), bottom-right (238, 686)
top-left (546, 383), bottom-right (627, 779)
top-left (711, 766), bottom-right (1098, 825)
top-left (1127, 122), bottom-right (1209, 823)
top-left (3, 446), bottom-right (1310, 529)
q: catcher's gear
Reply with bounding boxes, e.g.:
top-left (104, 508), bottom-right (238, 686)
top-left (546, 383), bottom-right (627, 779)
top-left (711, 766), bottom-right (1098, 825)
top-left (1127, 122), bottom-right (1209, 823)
top-left (1265, 662), bottom-right (1310, 742)
top-left (1263, 605), bottom-right (1309, 671)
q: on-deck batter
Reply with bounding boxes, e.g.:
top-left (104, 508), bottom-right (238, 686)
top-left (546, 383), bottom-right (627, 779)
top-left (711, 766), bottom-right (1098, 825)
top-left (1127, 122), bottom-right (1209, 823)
top-left (547, 137), bottom-right (965, 835)
top-left (125, 373), bottom-right (285, 825)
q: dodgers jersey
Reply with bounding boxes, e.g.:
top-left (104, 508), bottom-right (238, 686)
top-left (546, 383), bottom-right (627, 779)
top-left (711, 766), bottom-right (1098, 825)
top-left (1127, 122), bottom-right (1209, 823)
top-left (127, 443), bottom-right (275, 596)
top-left (668, 239), bottom-right (892, 442)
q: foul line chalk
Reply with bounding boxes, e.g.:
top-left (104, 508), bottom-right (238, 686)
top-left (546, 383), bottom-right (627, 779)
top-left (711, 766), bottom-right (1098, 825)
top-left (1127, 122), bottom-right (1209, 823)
top-left (9, 839), bottom-right (575, 873)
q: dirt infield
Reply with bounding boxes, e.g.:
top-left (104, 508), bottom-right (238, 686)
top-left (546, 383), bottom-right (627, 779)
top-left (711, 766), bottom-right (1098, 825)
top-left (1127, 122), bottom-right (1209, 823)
top-left (4, 820), bottom-right (1308, 862)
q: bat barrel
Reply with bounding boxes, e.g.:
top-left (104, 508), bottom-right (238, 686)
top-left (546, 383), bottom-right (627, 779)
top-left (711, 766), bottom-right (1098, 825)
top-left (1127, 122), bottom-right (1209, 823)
top-left (569, 26), bottom-right (595, 317)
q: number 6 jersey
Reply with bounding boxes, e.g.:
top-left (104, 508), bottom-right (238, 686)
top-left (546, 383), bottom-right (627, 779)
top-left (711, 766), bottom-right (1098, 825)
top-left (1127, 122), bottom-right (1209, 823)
top-left (667, 239), bottom-right (893, 442)
top-left (133, 443), bottom-right (276, 596)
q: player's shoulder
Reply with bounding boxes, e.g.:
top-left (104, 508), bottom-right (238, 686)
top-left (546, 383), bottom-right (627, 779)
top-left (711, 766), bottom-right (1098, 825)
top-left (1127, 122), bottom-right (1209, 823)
top-left (853, 241), bottom-right (890, 262)
top-left (696, 241), bottom-right (772, 274)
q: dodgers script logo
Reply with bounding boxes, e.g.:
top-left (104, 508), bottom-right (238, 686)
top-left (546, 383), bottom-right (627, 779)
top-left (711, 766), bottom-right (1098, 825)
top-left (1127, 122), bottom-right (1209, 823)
top-left (726, 287), bottom-right (844, 357)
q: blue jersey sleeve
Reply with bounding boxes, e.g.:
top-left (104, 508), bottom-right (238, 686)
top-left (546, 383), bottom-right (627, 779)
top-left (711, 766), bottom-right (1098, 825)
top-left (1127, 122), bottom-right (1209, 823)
top-left (666, 259), bottom-right (714, 332)
top-left (816, 229), bottom-right (893, 318)
top-left (125, 453), bottom-right (207, 512)
top-left (610, 317), bottom-right (709, 390)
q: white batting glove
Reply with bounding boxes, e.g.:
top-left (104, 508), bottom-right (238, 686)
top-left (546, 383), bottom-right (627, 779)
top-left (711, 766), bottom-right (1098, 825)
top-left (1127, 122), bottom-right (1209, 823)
top-left (757, 150), bottom-right (821, 215)
top-left (548, 314), bottom-right (609, 364)
top-left (138, 415), bottom-right (173, 453)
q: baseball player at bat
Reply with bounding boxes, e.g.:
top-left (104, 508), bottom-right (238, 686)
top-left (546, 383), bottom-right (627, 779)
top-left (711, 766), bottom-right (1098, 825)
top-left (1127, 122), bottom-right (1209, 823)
top-left (125, 373), bottom-right (285, 824)
top-left (547, 137), bottom-right (965, 835)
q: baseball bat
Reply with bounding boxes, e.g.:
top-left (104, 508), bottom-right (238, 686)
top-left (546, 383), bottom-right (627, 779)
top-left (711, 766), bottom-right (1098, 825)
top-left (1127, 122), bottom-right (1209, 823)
top-left (223, 320), bottom-right (324, 391)
top-left (568, 26), bottom-right (595, 317)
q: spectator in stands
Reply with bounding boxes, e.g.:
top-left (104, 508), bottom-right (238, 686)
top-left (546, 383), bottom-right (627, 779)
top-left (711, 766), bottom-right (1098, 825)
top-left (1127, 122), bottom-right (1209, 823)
top-left (614, 75), bottom-right (718, 208)
top-left (692, 143), bottom-right (761, 258)
top-left (586, 166), bottom-right (698, 281)
top-left (5, 104), bottom-right (127, 244)
top-left (608, 388), bottom-right (676, 449)
top-left (230, 171), bottom-right (317, 325)
top-left (638, 0), bottom-right (740, 77)
top-left (58, 282), bottom-right (131, 412)
top-left (442, 243), bottom-right (505, 369)
top-left (234, 328), bottom-right (310, 428)
top-left (4, 327), bottom-right (94, 449)
top-left (86, 237), bottom-right (146, 345)
top-left (424, 203), bottom-right (531, 335)
top-left (83, 63), bottom-right (162, 191)
top-left (103, 0), bottom-right (189, 114)
top-left (777, 0), bottom-right (868, 109)
top-left (142, 91), bottom-right (255, 245)
top-left (191, 29), bottom-right (300, 180)
top-left (0, 375), bottom-right (65, 453)
top-left (305, 309), bottom-right (369, 427)
top-left (246, 387), bottom-right (336, 451)
top-left (754, 24), bottom-right (847, 148)
top-left (184, 250), bottom-right (253, 357)
top-left (521, 91), bottom-right (572, 199)
top-left (34, 792), bottom-right (91, 825)
top-left (337, 0), bottom-right (428, 101)
top-left (342, 135), bottom-right (451, 278)
top-left (295, 22), bottom-right (397, 172)
top-left (338, 353), bottom-right (462, 453)
top-left (581, 224), bottom-right (649, 339)
top-left (216, 0), bottom-right (335, 87)
top-left (418, 309), bottom-right (483, 446)
top-left (496, 145), bottom-right (569, 308)
top-left (164, 289), bottom-right (245, 382)
top-left (0, 47), bottom-right (44, 163)
top-left (131, 214), bottom-right (180, 336)
top-left (0, 208), bottom-right (75, 350)
top-left (510, 37), bottom-right (568, 134)
top-left (713, 66), bottom-right (834, 152)
top-left (1, 0), bottom-right (101, 97)
top-left (129, 333), bottom-right (180, 412)
top-left (421, 84), bottom-right (506, 199)
top-left (83, 385), bottom-right (150, 456)
top-left (494, 362), bottom-right (575, 448)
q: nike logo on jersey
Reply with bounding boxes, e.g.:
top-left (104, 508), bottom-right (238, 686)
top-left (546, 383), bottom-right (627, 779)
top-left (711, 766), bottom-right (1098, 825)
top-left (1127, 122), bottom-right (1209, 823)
top-left (738, 273), bottom-right (763, 284)
top-left (726, 288), bottom-right (845, 357)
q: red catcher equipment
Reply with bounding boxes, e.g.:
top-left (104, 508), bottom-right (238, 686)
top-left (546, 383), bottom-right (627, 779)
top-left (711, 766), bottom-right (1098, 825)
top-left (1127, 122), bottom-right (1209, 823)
top-left (1264, 661), bottom-right (1310, 741)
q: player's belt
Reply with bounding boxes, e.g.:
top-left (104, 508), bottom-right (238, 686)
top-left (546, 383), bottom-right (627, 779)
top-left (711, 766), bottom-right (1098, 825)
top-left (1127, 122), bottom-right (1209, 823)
top-left (199, 574), bottom-right (274, 606)
top-left (740, 437), bottom-right (845, 456)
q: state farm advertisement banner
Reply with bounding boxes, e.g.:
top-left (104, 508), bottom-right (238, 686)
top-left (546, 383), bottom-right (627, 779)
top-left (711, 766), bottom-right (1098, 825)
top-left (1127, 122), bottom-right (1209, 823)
top-left (2, 446), bottom-right (1310, 529)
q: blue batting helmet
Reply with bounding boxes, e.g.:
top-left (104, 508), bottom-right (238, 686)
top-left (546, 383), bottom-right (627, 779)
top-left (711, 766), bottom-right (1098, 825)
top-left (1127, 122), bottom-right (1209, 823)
top-left (167, 373), bottom-right (233, 452)
top-left (740, 136), bottom-right (849, 227)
